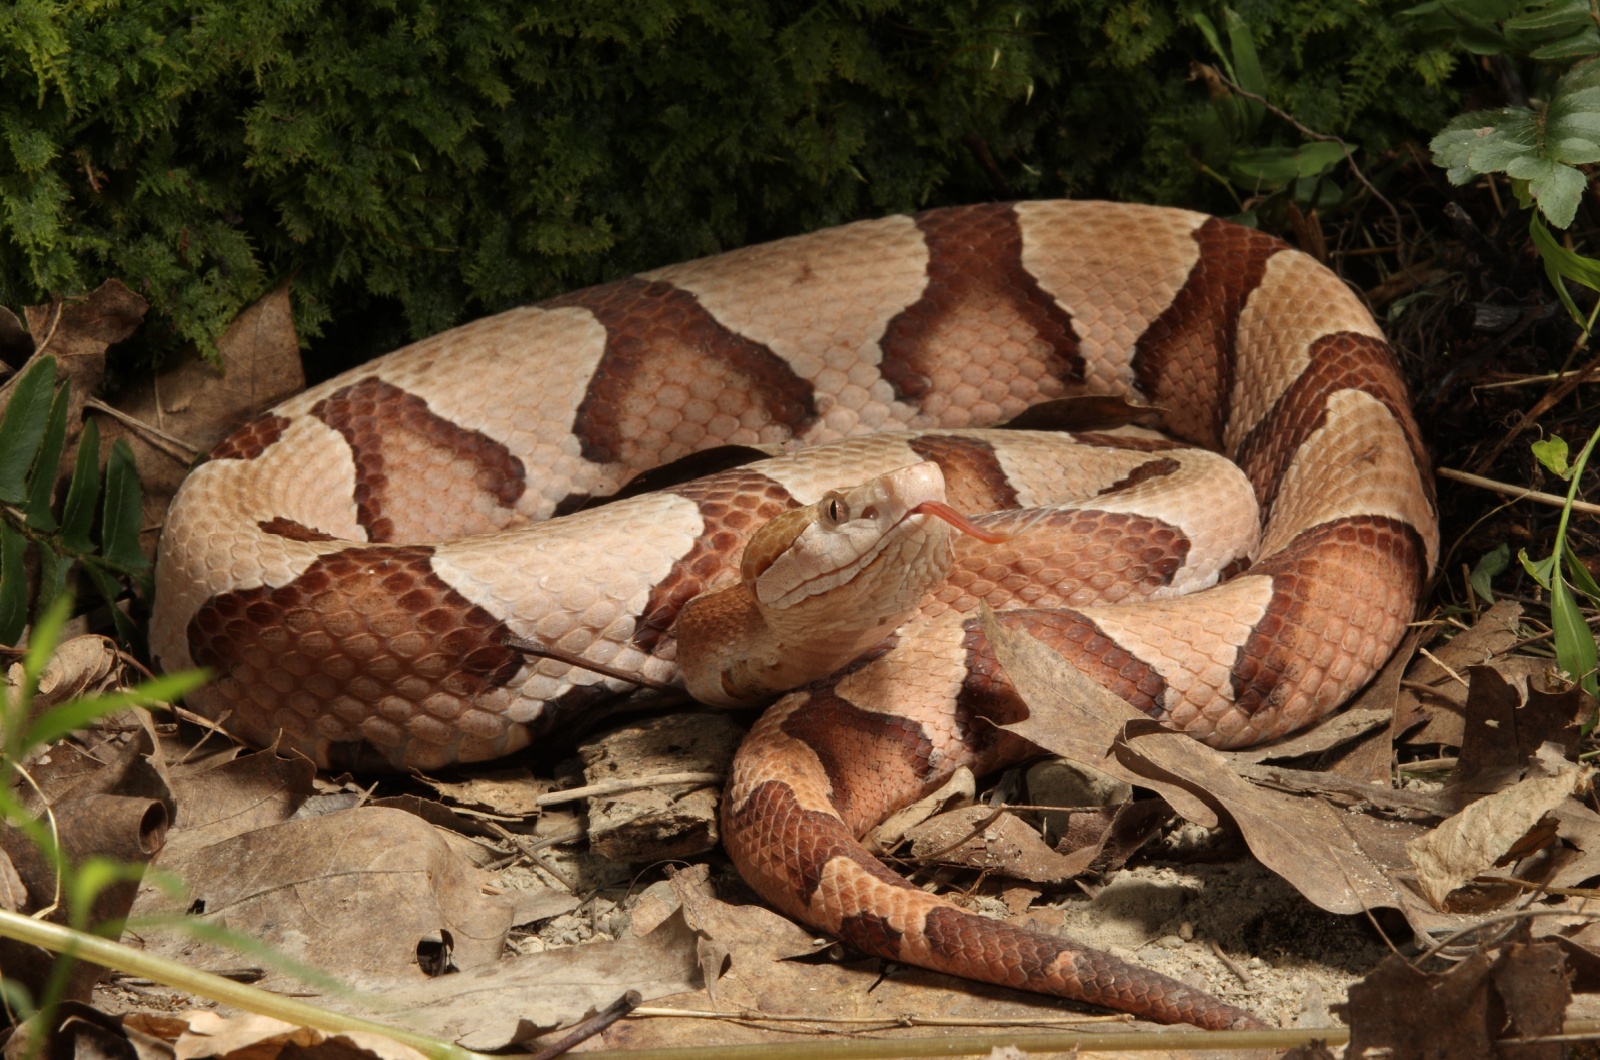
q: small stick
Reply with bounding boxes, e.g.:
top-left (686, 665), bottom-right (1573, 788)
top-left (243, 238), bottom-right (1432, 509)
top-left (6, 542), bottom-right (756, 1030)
top-left (1416, 646), bottom-right (1469, 687)
top-left (1437, 467), bottom-right (1600, 516)
top-left (528, 990), bottom-right (641, 1060)
top-left (503, 635), bottom-right (677, 692)
top-left (1209, 939), bottom-right (1254, 989)
top-left (535, 771), bottom-right (724, 807)
top-left (84, 397), bottom-right (200, 464)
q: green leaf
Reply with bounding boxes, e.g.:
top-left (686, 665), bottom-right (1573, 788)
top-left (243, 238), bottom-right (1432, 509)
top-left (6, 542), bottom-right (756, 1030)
top-left (60, 417), bottom-right (100, 553)
top-left (1227, 142), bottom-right (1347, 191)
top-left (1552, 573), bottom-right (1599, 698)
top-left (24, 381), bottom-right (70, 531)
top-left (1222, 8), bottom-right (1268, 99)
top-left (1470, 542), bottom-right (1511, 602)
top-left (100, 439), bottom-right (147, 573)
top-left (1506, 155), bottom-right (1586, 227)
top-left (1520, 546), bottom-right (1557, 588)
top-left (1431, 61), bottom-right (1600, 227)
top-left (32, 547), bottom-right (69, 624)
top-left (81, 562), bottom-right (137, 645)
top-left (1567, 541), bottom-right (1600, 603)
top-left (0, 524), bottom-right (27, 647)
top-left (0, 356), bottom-right (58, 504)
top-left (23, 671), bottom-right (205, 751)
top-left (1533, 435), bottom-right (1571, 476)
top-left (1530, 212), bottom-right (1600, 325)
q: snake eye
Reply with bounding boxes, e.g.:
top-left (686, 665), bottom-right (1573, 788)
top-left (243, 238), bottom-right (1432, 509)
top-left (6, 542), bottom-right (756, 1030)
top-left (822, 493), bottom-right (848, 526)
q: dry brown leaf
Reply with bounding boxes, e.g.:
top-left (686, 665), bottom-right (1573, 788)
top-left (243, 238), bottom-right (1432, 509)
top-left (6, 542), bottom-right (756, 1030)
top-left (1399, 600), bottom-right (1523, 745)
top-left (1407, 754), bottom-right (1586, 909)
top-left (415, 768), bottom-right (548, 817)
top-left (11, 635), bottom-right (120, 710)
top-left (168, 1011), bottom-right (427, 1060)
top-left (905, 805), bottom-right (1096, 884)
top-left (866, 766), bottom-right (975, 853)
top-left (333, 907), bottom-right (704, 1049)
top-left (982, 612), bottom-right (1484, 934)
top-left (133, 806), bottom-right (517, 987)
top-left (981, 607), bottom-right (1217, 828)
top-left (1338, 939), bottom-right (1570, 1060)
top-left (15, 280), bottom-right (146, 430)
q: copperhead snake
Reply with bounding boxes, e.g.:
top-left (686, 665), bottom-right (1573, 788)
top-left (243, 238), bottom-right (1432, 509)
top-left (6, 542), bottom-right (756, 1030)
top-left (150, 201), bottom-right (1438, 1029)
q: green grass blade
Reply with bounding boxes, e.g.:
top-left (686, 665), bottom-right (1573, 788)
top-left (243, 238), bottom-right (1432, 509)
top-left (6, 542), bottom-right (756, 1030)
top-left (1552, 573), bottom-right (1599, 699)
top-left (24, 382), bottom-right (71, 532)
top-left (101, 439), bottom-right (147, 573)
top-left (0, 357), bottom-right (58, 504)
top-left (60, 418), bottom-right (100, 553)
top-left (23, 670), bottom-right (205, 750)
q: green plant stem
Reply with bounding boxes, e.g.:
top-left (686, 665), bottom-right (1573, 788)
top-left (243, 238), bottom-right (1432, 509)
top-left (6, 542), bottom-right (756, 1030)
top-left (0, 911), bottom-right (487, 1060)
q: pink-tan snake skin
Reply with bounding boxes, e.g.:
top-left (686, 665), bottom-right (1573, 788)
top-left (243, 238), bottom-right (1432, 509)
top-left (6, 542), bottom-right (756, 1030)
top-left (151, 201), bottom-right (1438, 1028)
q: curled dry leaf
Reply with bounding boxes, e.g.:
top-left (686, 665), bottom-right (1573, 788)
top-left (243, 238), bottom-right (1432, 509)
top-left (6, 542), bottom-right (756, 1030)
top-left (904, 805), bottom-right (1098, 884)
top-left (9, 634), bottom-right (120, 712)
top-left (866, 766), bottom-right (976, 853)
top-left (1407, 753), bottom-right (1587, 910)
top-left (164, 1010), bottom-right (428, 1060)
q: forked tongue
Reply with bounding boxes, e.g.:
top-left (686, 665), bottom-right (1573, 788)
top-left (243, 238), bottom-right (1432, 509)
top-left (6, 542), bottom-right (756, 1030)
top-left (911, 500), bottom-right (1011, 544)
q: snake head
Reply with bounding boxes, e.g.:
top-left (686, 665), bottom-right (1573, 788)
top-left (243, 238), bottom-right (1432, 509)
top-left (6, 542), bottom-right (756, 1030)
top-left (740, 461), bottom-right (982, 645)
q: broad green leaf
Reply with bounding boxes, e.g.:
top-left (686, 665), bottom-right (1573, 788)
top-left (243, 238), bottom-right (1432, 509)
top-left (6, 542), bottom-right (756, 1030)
top-left (1503, 0), bottom-right (1592, 44)
top-left (1471, 543), bottom-right (1511, 602)
top-left (1228, 146), bottom-right (1304, 187)
top-left (1191, 13), bottom-right (1232, 80)
top-left (60, 417), bottom-right (100, 553)
top-left (1552, 573), bottom-right (1599, 699)
top-left (1506, 155), bottom-right (1586, 227)
top-left (0, 356), bottom-right (57, 504)
top-left (1533, 435), bottom-right (1571, 476)
top-left (101, 438), bottom-right (147, 572)
top-left (1432, 62), bottom-right (1600, 227)
top-left (1566, 541), bottom-right (1600, 602)
top-left (1533, 29), bottom-right (1600, 59)
top-left (1294, 141), bottom-right (1349, 176)
top-left (24, 381), bottom-right (70, 531)
top-left (1520, 546), bottom-right (1557, 588)
top-left (0, 524), bottom-right (26, 647)
top-left (1222, 8), bottom-right (1268, 100)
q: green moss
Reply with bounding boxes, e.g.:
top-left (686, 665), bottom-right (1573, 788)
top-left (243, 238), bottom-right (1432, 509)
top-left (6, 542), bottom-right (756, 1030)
top-left (0, 1), bottom-right (1457, 361)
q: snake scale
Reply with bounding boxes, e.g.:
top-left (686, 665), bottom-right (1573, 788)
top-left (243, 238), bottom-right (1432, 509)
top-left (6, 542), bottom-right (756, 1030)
top-left (151, 201), bottom-right (1438, 1028)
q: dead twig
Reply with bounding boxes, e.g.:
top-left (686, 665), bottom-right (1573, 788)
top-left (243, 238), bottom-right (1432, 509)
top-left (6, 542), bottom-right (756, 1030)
top-left (1438, 466), bottom-right (1600, 517)
top-left (536, 772), bottom-right (724, 807)
top-left (529, 989), bottom-right (641, 1060)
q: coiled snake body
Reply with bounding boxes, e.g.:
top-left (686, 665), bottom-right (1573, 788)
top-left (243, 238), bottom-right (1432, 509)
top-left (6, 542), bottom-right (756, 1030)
top-left (152, 201), bottom-right (1437, 1028)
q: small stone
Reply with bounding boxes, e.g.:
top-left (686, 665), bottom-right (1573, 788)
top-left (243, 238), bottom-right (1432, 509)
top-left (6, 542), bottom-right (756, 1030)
top-left (1178, 920), bottom-right (1195, 941)
top-left (1159, 934), bottom-right (1186, 949)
